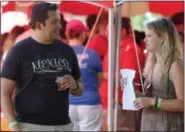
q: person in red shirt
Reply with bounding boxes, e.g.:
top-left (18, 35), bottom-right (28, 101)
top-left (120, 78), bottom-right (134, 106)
top-left (171, 12), bottom-right (184, 54)
top-left (83, 14), bottom-right (98, 46)
top-left (87, 12), bottom-right (108, 61)
top-left (99, 17), bottom-right (145, 131)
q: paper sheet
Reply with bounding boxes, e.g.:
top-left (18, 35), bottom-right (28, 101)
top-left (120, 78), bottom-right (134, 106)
top-left (121, 69), bottom-right (138, 111)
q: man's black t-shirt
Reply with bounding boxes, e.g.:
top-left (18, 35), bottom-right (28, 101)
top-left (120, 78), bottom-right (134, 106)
top-left (1, 37), bottom-right (81, 125)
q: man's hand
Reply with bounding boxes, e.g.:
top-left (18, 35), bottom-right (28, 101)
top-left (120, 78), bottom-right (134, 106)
top-left (56, 75), bottom-right (83, 96)
top-left (70, 79), bottom-right (83, 96)
top-left (56, 75), bottom-right (76, 91)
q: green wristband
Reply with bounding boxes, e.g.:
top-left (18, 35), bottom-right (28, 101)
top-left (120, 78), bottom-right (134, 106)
top-left (9, 121), bottom-right (18, 128)
top-left (157, 98), bottom-right (162, 109)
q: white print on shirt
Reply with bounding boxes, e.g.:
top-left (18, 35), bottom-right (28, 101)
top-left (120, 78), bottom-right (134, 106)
top-left (77, 54), bottom-right (89, 69)
top-left (32, 58), bottom-right (71, 74)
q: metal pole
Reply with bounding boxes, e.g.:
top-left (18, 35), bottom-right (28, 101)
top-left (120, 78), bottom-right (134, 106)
top-left (108, 8), bottom-right (115, 132)
top-left (0, 1), bottom-right (2, 62)
top-left (113, 4), bottom-right (122, 131)
top-left (116, 1), bottom-right (125, 6)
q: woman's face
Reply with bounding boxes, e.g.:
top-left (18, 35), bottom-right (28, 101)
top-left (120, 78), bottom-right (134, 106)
top-left (144, 28), bottom-right (163, 53)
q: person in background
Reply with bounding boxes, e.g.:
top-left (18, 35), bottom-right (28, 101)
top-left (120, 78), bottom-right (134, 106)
top-left (87, 12), bottom-right (108, 61)
top-left (121, 17), bottom-right (184, 131)
top-left (134, 30), bottom-right (146, 52)
top-left (1, 33), bottom-right (9, 50)
top-left (58, 14), bottom-right (67, 43)
top-left (0, 33), bottom-right (8, 61)
top-left (14, 3), bottom-right (35, 44)
top-left (66, 19), bottom-right (103, 131)
top-left (2, 26), bottom-right (26, 67)
top-left (83, 14), bottom-right (97, 46)
top-left (100, 17), bottom-right (145, 131)
top-left (171, 12), bottom-right (184, 54)
top-left (118, 21), bottom-right (145, 131)
top-left (134, 30), bottom-right (147, 61)
top-left (2, 26), bottom-right (26, 55)
top-left (1, 2), bottom-right (83, 131)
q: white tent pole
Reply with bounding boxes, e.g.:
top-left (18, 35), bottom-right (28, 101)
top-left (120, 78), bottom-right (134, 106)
top-left (116, 1), bottom-right (126, 6)
top-left (113, 4), bottom-right (122, 131)
top-left (108, 8), bottom-right (115, 132)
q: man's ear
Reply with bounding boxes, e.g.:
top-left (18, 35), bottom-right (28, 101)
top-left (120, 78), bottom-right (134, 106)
top-left (35, 22), bottom-right (42, 30)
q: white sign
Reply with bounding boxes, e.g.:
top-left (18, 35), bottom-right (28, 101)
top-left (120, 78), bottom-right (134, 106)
top-left (121, 69), bottom-right (138, 111)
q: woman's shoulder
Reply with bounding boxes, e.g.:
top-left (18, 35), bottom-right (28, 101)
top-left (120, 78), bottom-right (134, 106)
top-left (169, 59), bottom-right (184, 79)
top-left (171, 59), bottom-right (184, 70)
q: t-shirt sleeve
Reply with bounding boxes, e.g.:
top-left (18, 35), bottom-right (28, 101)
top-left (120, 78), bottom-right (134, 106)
top-left (1, 46), bottom-right (21, 82)
top-left (70, 48), bottom-right (81, 80)
top-left (92, 51), bottom-right (103, 73)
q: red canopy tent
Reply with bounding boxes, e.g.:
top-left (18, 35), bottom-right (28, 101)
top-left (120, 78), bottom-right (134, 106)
top-left (1, 1), bottom-right (184, 16)
top-left (59, 1), bottom-right (184, 16)
top-left (149, 1), bottom-right (184, 16)
top-left (1, 2), bottom-right (15, 13)
top-left (59, 1), bottom-right (114, 15)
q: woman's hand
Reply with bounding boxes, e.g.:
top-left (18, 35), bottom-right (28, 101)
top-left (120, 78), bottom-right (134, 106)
top-left (133, 97), bottom-right (155, 110)
top-left (120, 78), bottom-right (127, 90)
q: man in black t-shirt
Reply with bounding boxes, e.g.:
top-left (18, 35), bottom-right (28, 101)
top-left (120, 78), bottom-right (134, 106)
top-left (1, 2), bottom-right (83, 131)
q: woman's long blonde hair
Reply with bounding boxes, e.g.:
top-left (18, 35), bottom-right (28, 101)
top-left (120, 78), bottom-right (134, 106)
top-left (143, 17), bottom-right (183, 80)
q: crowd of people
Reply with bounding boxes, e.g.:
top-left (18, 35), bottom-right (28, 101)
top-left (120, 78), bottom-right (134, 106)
top-left (1, 2), bottom-right (184, 132)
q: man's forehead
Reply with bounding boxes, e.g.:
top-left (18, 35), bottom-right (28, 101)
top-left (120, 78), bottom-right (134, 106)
top-left (47, 10), bottom-right (61, 20)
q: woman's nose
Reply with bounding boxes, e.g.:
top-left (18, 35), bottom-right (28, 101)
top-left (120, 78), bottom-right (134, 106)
top-left (144, 37), bottom-right (147, 42)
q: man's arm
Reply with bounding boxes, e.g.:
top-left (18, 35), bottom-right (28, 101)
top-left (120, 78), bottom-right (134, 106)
top-left (1, 78), bottom-right (21, 131)
top-left (69, 46), bottom-right (83, 96)
top-left (1, 44), bottom-right (22, 131)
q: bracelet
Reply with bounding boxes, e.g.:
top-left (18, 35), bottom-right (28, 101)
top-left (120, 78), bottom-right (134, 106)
top-left (71, 82), bottom-right (79, 91)
top-left (9, 121), bottom-right (18, 128)
top-left (157, 98), bottom-right (162, 109)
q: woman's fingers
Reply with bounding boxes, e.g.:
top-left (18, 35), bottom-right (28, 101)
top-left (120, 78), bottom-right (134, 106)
top-left (120, 78), bottom-right (126, 89)
top-left (134, 98), bottom-right (143, 110)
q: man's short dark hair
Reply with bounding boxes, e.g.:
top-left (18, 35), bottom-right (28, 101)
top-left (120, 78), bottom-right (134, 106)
top-left (29, 2), bottom-right (58, 29)
top-left (121, 17), bottom-right (130, 34)
top-left (171, 12), bottom-right (184, 25)
top-left (86, 14), bottom-right (97, 30)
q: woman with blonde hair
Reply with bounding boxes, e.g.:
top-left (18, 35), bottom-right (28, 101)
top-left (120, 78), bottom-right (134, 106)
top-left (121, 17), bottom-right (184, 131)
